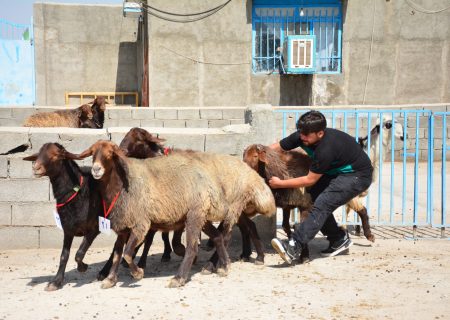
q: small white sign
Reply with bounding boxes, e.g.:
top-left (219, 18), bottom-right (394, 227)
top-left (99, 216), bottom-right (111, 235)
top-left (53, 210), bottom-right (63, 230)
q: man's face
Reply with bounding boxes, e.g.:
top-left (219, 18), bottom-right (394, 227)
top-left (299, 131), bottom-right (324, 146)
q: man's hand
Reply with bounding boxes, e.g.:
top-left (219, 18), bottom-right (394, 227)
top-left (269, 176), bottom-right (284, 189)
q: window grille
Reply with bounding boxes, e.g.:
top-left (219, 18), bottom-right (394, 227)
top-left (252, 1), bottom-right (342, 74)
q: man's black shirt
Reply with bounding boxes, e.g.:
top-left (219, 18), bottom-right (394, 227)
top-left (279, 128), bottom-right (373, 177)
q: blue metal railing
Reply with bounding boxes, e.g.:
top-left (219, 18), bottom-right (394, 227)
top-left (274, 108), bottom-right (449, 232)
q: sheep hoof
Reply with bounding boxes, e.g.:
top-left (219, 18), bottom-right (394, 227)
top-left (254, 259), bottom-right (264, 266)
top-left (201, 262), bottom-right (214, 275)
top-left (216, 267), bottom-right (228, 277)
top-left (173, 244), bottom-right (186, 257)
top-left (101, 278), bottom-right (117, 289)
top-left (366, 234), bottom-right (375, 243)
top-left (131, 268), bottom-right (144, 280)
top-left (77, 262), bottom-right (88, 273)
top-left (97, 272), bottom-right (107, 281)
top-left (168, 277), bottom-right (185, 288)
top-left (299, 256), bottom-right (311, 264)
top-left (239, 254), bottom-right (250, 262)
top-left (45, 282), bottom-right (61, 292)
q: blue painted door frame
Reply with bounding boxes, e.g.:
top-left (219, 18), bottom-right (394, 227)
top-left (0, 18), bottom-right (35, 105)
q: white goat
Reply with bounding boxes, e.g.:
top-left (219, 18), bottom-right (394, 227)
top-left (358, 115), bottom-right (405, 182)
top-left (347, 116), bottom-right (405, 236)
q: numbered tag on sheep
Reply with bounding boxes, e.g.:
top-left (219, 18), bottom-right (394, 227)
top-left (53, 210), bottom-right (63, 230)
top-left (99, 216), bottom-right (111, 235)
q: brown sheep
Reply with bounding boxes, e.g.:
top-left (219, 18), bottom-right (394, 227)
top-left (23, 104), bottom-right (97, 128)
top-left (74, 140), bottom-right (276, 288)
top-left (88, 96), bottom-right (107, 129)
top-left (119, 127), bottom-right (185, 263)
top-left (121, 127), bottom-right (267, 268)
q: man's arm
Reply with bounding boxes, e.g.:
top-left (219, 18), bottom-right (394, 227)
top-left (269, 171), bottom-right (322, 189)
top-left (268, 142), bottom-right (283, 152)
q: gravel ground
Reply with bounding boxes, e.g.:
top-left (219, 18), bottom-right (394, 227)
top-left (0, 231), bottom-right (449, 320)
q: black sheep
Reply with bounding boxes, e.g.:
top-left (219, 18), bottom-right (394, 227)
top-left (23, 143), bottom-right (102, 291)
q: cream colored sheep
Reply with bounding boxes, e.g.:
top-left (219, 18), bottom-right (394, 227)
top-left (75, 141), bottom-right (276, 289)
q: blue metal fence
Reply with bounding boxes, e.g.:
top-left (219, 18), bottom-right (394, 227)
top-left (0, 18), bottom-right (35, 105)
top-left (274, 109), bottom-right (449, 234)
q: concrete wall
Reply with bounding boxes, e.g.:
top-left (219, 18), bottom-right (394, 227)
top-left (33, 3), bottom-right (140, 106)
top-left (146, 0), bottom-right (450, 107)
top-left (32, 1), bottom-right (449, 107)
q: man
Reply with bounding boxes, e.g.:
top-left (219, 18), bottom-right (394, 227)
top-left (270, 110), bottom-right (373, 264)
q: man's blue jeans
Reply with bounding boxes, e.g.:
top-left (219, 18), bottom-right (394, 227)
top-left (292, 173), bottom-right (372, 245)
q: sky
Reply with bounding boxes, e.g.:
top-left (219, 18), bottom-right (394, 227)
top-left (0, 0), bottom-right (123, 25)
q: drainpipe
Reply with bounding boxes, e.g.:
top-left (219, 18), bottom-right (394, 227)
top-left (141, 2), bottom-right (149, 107)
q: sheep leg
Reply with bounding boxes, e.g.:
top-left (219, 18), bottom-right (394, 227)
top-left (239, 214), bottom-right (265, 265)
top-left (205, 222), bottom-right (221, 251)
top-left (237, 217), bottom-right (253, 262)
top-left (201, 222), bottom-right (229, 276)
top-left (172, 228), bottom-right (186, 257)
top-left (122, 232), bottom-right (145, 281)
top-left (161, 232), bottom-right (172, 262)
top-left (282, 208), bottom-right (292, 238)
top-left (97, 249), bottom-right (114, 281)
top-left (357, 207), bottom-right (375, 242)
top-left (46, 233), bottom-right (74, 291)
top-left (74, 230), bottom-right (99, 273)
top-left (135, 230), bottom-right (156, 269)
top-left (169, 212), bottom-right (202, 288)
top-left (101, 233), bottom-right (127, 289)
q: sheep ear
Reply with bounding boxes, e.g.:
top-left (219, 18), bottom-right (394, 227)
top-left (147, 131), bottom-right (165, 144)
top-left (23, 153), bottom-right (38, 161)
top-left (371, 124), bottom-right (380, 135)
top-left (70, 147), bottom-right (93, 160)
top-left (258, 150), bottom-right (268, 164)
top-left (76, 108), bottom-right (82, 117)
top-left (113, 150), bottom-right (129, 191)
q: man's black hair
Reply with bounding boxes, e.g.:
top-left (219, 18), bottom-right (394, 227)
top-left (296, 110), bottom-right (327, 134)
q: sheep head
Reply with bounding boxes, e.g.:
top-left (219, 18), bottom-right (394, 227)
top-left (77, 104), bottom-right (97, 128)
top-left (119, 127), bottom-right (165, 159)
top-left (88, 96), bottom-right (108, 129)
top-left (243, 144), bottom-right (268, 171)
top-left (23, 143), bottom-right (79, 177)
top-left (75, 140), bottom-right (129, 191)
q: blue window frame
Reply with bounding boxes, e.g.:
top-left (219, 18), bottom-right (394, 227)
top-left (252, 0), bottom-right (342, 74)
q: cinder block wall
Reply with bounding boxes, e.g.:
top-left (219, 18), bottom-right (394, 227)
top-left (0, 105), bottom-right (276, 250)
top-left (0, 106), bottom-right (246, 128)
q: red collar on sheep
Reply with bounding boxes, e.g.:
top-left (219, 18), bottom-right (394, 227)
top-left (56, 176), bottom-right (84, 209)
top-left (102, 191), bottom-right (121, 218)
top-left (163, 147), bottom-right (171, 156)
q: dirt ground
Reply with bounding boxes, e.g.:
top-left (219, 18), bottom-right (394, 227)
top-left (0, 229), bottom-right (449, 320)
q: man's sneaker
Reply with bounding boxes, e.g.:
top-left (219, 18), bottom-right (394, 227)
top-left (321, 235), bottom-right (353, 257)
top-left (271, 238), bottom-right (301, 264)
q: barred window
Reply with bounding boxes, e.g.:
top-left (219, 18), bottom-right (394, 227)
top-left (252, 1), bottom-right (342, 74)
